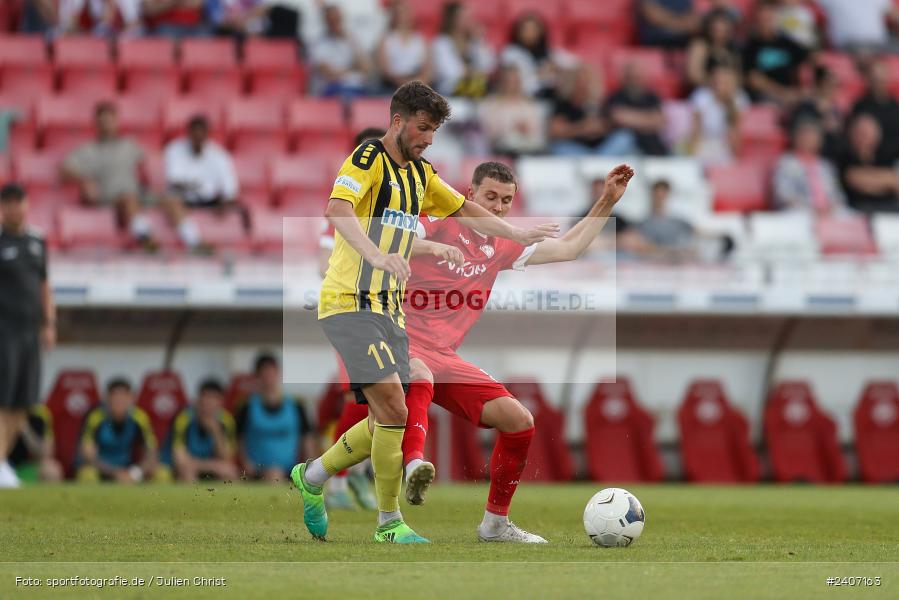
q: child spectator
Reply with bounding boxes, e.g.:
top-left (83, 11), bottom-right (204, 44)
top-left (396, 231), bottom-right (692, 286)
top-left (171, 379), bottom-right (238, 483)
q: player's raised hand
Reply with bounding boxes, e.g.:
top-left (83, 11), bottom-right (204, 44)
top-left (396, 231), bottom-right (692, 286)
top-left (515, 223), bottom-right (561, 246)
top-left (601, 164), bottom-right (635, 203)
top-left (430, 242), bottom-right (465, 265)
top-left (372, 252), bottom-right (412, 281)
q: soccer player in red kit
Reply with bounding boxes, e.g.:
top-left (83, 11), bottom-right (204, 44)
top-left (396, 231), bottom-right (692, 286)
top-left (401, 161), bottom-right (634, 543)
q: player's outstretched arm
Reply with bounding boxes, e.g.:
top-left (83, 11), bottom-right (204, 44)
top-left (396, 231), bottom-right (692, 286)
top-left (325, 198), bottom-right (411, 281)
top-left (526, 164), bottom-right (634, 266)
top-left (452, 200), bottom-right (560, 246)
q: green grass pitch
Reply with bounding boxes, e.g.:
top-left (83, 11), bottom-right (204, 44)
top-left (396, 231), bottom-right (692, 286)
top-left (1, 483), bottom-right (897, 599)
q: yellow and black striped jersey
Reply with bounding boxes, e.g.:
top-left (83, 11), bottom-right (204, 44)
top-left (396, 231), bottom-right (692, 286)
top-left (319, 139), bottom-right (465, 326)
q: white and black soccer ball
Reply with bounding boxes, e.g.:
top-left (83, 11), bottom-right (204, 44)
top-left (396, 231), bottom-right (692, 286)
top-left (583, 487), bottom-right (645, 547)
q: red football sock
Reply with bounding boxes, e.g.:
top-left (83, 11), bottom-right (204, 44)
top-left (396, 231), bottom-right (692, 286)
top-left (333, 397), bottom-right (369, 477)
top-left (401, 380), bottom-right (434, 464)
top-left (486, 427), bottom-right (535, 516)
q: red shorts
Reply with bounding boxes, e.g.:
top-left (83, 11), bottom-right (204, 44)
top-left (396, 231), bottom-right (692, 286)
top-left (408, 342), bottom-right (511, 428)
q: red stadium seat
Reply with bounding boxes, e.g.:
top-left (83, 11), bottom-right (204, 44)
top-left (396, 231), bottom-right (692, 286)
top-left (738, 104), bottom-right (787, 161)
top-left (0, 35), bottom-right (53, 98)
top-left (140, 152), bottom-right (167, 193)
top-left (504, 378), bottom-right (574, 481)
top-left (233, 153), bottom-right (271, 203)
top-left (225, 98), bottom-right (288, 156)
top-left (118, 37), bottom-right (179, 100)
top-left (287, 98), bottom-right (350, 153)
top-left (243, 39), bottom-right (305, 100)
top-left (764, 381), bottom-right (847, 484)
top-left (116, 95), bottom-right (164, 151)
top-left (349, 97), bottom-right (392, 133)
top-left (225, 373), bottom-right (258, 413)
top-left (181, 39), bottom-right (243, 101)
top-left (251, 207), bottom-right (324, 254)
top-left (54, 37), bottom-right (117, 99)
top-left (584, 378), bottom-right (665, 482)
top-left (565, 0), bottom-right (634, 46)
top-left (853, 381), bottom-right (899, 484)
top-left (13, 152), bottom-right (62, 191)
top-left (189, 209), bottom-right (249, 250)
top-left (58, 206), bottom-right (123, 249)
top-left (677, 380), bottom-right (761, 483)
top-left (6, 119), bottom-right (37, 155)
top-left (817, 52), bottom-right (865, 104)
top-left (136, 370), bottom-right (189, 447)
top-left (44, 370), bottom-right (101, 478)
top-left (271, 155), bottom-right (334, 207)
top-left (815, 215), bottom-right (878, 256)
top-left (141, 208), bottom-right (181, 250)
top-left (609, 48), bottom-right (681, 98)
top-left (708, 162), bottom-right (769, 212)
top-left (36, 96), bottom-right (94, 156)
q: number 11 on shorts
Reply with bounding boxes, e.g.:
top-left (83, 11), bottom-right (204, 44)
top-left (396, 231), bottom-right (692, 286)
top-left (368, 341), bottom-right (396, 370)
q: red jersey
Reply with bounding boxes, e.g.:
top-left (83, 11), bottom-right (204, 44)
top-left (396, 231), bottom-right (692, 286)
top-left (405, 215), bottom-right (535, 351)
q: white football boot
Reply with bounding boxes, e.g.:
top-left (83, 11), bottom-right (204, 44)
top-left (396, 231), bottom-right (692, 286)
top-left (477, 521), bottom-right (548, 544)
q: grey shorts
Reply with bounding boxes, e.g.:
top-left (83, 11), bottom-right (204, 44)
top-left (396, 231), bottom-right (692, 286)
top-left (0, 326), bottom-right (41, 410)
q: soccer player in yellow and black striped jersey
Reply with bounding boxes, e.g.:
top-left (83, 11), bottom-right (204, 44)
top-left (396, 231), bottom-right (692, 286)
top-left (291, 81), bottom-right (559, 544)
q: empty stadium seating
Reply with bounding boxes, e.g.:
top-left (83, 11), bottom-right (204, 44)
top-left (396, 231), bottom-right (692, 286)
top-left (815, 215), bottom-right (878, 256)
top-left (584, 379), bottom-right (664, 482)
top-left (678, 380), bottom-right (760, 483)
top-left (764, 381), bottom-right (847, 484)
top-left (54, 37), bottom-right (117, 101)
top-left (44, 370), bottom-right (101, 478)
top-left (708, 162), bottom-right (769, 212)
top-left (853, 381), bottom-right (899, 484)
top-left (505, 378), bottom-right (574, 481)
top-left (117, 37), bottom-right (180, 101)
top-left (136, 371), bottom-right (190, 446)
top-left (243, 39), bottom-right (304, 101)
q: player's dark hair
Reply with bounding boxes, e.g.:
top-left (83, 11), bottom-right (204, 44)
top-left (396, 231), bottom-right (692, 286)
top-left (199, 378), bottom-right (225, 396)
top-left (254, 352), bottom-right (279, 373)
top-left (0, 183), bottom-right (26, 202)
top-left (354, 127), bottom-right (386, 146)
top-left (471, 161), bottom-right (517, 189)
top-left (94, 100), bottom-right (116, 118)
top-left (389, 81), bottom-right (451, 125)
top-left (106, 377), bottom-right (132, 394)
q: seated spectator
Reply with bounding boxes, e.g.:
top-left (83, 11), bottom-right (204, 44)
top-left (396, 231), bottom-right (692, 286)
top-left (236, 353), bottom-right (314, 482)
top-left (816, 0), bottom-right (899, 52)
top-left (77, 377), bottom-right (164, 483)
top-left (789, 66), bottom-right (844, 160)
top-left (209, 0), bottom-right (273, 37)
top-left (637, 0), bottom-right (700, 49)
top-left (431, 1), bottom-right (495, 98)
top-left (8, 405), bottom-right (63, 483)
top-left (837, 114), bottom-right (899, 214)
top-left (376, 0), bottom-right (430, 91)
top-left (773, 119), bottom-right (847, 214)
top-left (776, 0), bottom-right (818, 50)
top-left (163, 115), bottom-right (238, 249)
top-left (479, 66), bottom-right (546, 157)
top-left (500, 12), bottom-right (564, 98)
top-left (61, 102), bottom-right (155, 249)
top-left (686, 7), bottom-right (742, 88)
top-left (141, 0), bottom-right (209, 37)
top-left (742, 0), bottom-right (809, 105)
top-left (605, 63), bottom-right (669, 156)
top-left (308, 4), bottom-right (372, 97)
top-left (851, 58), bottom-right (899, 145)
top-left (636, 180), bottom-right (697, 261)
top-left (686, 63), bottom-right (749, 164)
top-left (171, 378), bottom-right (238, 483)
top-left (23, 0), bottom-right (143, 36)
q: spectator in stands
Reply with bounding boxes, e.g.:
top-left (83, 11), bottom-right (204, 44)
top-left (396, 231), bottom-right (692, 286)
top-left (208, 0), bottom-right (273, 37)
top-left (686, 7), bottom-right (742, 88)
top-left (773, 119), bottom-right (847, 215)
top-left (776, 0), bottom-right (818, 50)
top-left (637, 0), bottom-right (700, 48)
top-left (23, 0), bottom-right (142, 35)
top-left (308, 4), bottom-right (372, 97)
top-left (851, 59), bottom-right (899, 146)
top-left (141, 0), bottom-right (209, 37)
top-left (637, 179), bottom-right (696, 260)
top-left (686, 63), bottom-right (749, 165)
top-left (163, 115), bottom-right (238, 250)
top-left (376, 0), bottom-right (430, 92)
top-left (500, 12), bottom-right (563, 98)
top-left (77, 378), bottom-right (164, 483)
top-left (8, 406), bottom-right (63, 483)
top-left (837, 114), bottom-right (899, 213)
top-left (431, 1), bottom-right (495, 98)
top-left (816, 0), bottom-right (899, 52)
top-left (789, 65), bottom-right (844, 160)
top-left (605, 63), bottom-right (669, 156)
top-left (742, 0), bottom-right (809, 105)
top-left (61, 102), bottom-right (155, 249)
top-left (171, 378), bottom-right (238, 483)
top-left (479, 65), bottom-right (546, 157)
top-left (236, 353), bottom-right (314, 483)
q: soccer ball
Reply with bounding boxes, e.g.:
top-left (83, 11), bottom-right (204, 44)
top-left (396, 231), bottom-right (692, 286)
top-left (583, 487), bottom-right (645, 547)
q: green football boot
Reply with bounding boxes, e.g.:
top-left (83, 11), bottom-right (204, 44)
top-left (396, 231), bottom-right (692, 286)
top-left (290, 462), bottom-right (328, 540)
top-left (373, 519), bottom-right (430, 544)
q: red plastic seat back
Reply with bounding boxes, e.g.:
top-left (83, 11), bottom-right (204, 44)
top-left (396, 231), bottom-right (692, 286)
top-left (44, 370), bottom-right (100, 477)
top-left (854, 381), bottom-right (899, 483)
top-left (136, 371), bottom-right (189, 446)
top-left (505, 378), bottom-right (574, 481)
top-left (764, 381), bottom-right (847, 483)
top-left (584, 379), bottom-right (664, 482)
top-left (225, 373), bottom-right (258, 414)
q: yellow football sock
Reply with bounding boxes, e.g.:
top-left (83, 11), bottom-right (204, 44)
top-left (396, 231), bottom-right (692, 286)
top-left (371, 423), bottom-right (405, 513)
top-left (321, 418), bottom-right (373, 475)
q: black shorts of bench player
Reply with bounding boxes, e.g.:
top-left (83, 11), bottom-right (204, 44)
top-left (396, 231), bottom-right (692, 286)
top-left (320, 311), bottom-right (410, 405)
top-left (0, 326), bottom-right (41, 410)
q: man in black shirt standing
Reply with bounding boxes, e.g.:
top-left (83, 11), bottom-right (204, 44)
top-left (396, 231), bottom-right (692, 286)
top-left (0, 183), bottom-right (56, 489)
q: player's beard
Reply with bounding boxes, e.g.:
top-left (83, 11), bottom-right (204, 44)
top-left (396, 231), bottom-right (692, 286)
top-left (396, 124), bottom-right (416, 162)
